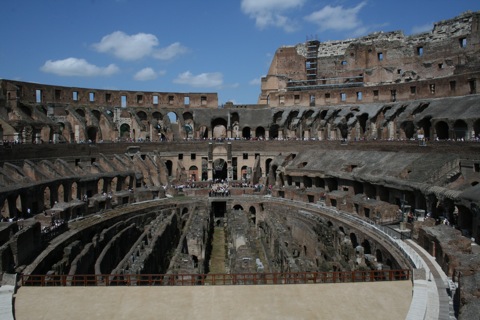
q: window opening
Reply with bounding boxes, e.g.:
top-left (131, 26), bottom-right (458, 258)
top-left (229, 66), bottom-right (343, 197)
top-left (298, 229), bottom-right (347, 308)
top-left (35, 89), bottom-right (42, 103)
top-left (417, 46), bottom-right (424, 56)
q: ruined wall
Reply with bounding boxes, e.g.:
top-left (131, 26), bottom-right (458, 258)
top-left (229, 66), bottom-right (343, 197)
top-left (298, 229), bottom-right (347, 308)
top-left (260, 11), bottom-right (480, 107)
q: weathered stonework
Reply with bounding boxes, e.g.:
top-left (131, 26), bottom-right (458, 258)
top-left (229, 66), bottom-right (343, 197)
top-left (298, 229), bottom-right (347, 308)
top-left (0, 10), bottom-right (479, 319)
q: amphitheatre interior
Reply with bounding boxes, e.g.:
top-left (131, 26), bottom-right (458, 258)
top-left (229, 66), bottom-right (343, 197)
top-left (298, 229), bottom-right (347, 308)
top-left (1, 10), bottom-right (480, 320)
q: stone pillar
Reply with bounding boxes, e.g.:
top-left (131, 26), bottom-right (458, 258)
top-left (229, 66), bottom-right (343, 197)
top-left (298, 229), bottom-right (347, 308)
top-left (303, 130), bottom-right (310, 140)
top-left (75, 125), bottom-right (80, 143)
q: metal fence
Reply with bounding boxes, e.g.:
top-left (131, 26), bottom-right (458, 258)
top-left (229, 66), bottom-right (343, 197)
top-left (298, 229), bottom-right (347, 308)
top-left (20, 269), bottom-right (409, 287)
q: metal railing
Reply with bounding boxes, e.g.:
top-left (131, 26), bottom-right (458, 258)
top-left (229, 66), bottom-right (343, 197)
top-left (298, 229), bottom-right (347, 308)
top-left (20, 269), bottom-right (409, 287)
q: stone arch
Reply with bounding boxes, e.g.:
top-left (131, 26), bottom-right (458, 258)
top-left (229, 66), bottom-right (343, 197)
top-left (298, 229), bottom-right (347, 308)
top-left (213, 158), bottom-right (227, 180)
top-left (242, 127), bottom-right (251, 139)
top-left (233, 204), bottom-right (244, 211)
top-left (57, 184), bottom-right (65, 203)
top-left (15, 195), bottom-right (22, 218)
top-left (350, 233), bottom-right (359, 248)
top-left (241, 165), bottom-right (248, 180)
top-left (435, 121), bottom-right (449, 140)
top-left (265, 158), bottom-right (273, 176)
top-left (71, 182), bottom-right (78, 200)
top-left (111, 177), bottom-right (119, 192)
top-left (183, 113), bottom-right (194, 140)
top-left (361, 239), bottom-right (372, 254)
top-left (86, 126), bottom-right (97, 142)
top-left (152, 112), bottom-right (163, 121)
top-left (20, 105), bottom-right (33, 117)
top-left (473, 119), bottom-right (480, 139)
top-left (198, 126), bottom-right (209, 139)
top-left (38, 125), bottom-right (52, 143)
top-left (120, 123), bottom-right (130, 139)
top-left (189, 165), bottom-right (199, 181)
top-left (211, 118), bottom-right (227, 139)
top-left (417, 116), bottom-right (432, 140)
top-left (400, 121), bottom-right (415, 139)
top-left (167, 112), bottom-right (178, 124)
top-left (269, 124), bottom-right (279, 139)
top-left (91, 110), bottom-right (101, 121)
top-left (43, 186), bottom-right (51, 210)
top-left (98, 178), bottom-right (105, 194)
top-left (75, 108), bottom-right (86, 118)
top-left (137, 111), bottom-right (148, 121)
top-left (255, 126), bottom-right (265, 139)
top-left (0, 199), bottom-right (9, 219)
top-left (453, 119), bottom-right (468, 140)
top-left (249, 206), bottom-right (256, 224)
top-left (165, 160), bottom-right (173, 177)
top-left (357, 113), bottom-right (369, 137)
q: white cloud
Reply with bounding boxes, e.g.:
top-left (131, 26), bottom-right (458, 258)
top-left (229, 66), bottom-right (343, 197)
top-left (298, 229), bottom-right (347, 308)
top-left (249, 77), bottom-right (262, 85)
top-left (133, 67), bottom-right (158, 81)
top-left (241, 0), bottom-right (305, 32)
top-left (304, 2), bottom-right (367, 32)
top-left (411, 23), bottom-right (433, 35)
top-left (153, 42), bottom-right (188, 60)
top-left (93, 31), bottom-right (188, 61)
top-left (40, 58), bottom-right (119, 77)
top-left (93, 31), bottom-right (158, 60)
top-left (173, 71), bottom-right (223, 88)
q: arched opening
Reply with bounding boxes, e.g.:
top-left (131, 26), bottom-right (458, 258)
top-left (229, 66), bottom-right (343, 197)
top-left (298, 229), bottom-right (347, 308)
top-left (265, 158), bottom-right (273, 176)
top-left (435, 121), bottom-right (449, 140)
top-left (97, 179), bottom-right (104, 194)
top-left (165, 160), bottom-right (173, 177)
top-left (375, 249), bottom-right (383, 263)
top-left (255, 127), bottom-right (265, 140)
top-left (417, 117), bottom-right (432, 140)
top-left (153, 112), bottom-right (163, 121)
top-left (119, 123), bottom-right (130, 140)
top-left (189, 165), bottom-right (198, 182)
top-left (20, 105), bottom-right (33, 117)
top-left (241, 165), bottom-right (248, 181)
top-left (86, 126), bottom-right (97, 142)
top-left (269, 124), bottom-right (279, 139)
top-left (75, 109), bottom-right (85, 118)
top-left (167, 112), bottom-right (178, 123)
top-left (111, 177), bottom-right (119, 192)
top-left (199, 126), bottom-right (209, 139)
top-left (453, 119), bottom-right (468, 140)
top-left (43, 186), bottom-right (51, 210)
top-left (137, 111), bottom-right (147, 121)
top-left (71, 182), bottom-right (78, 201)
top-left (401, 121), bottom-right (415, 139)
top-left (213, 158), bottom-right (227, 181)
top-left (92, 110), bottom-right (101, 121)
top-left (242, 127), bottom-right (251, 140)
top-left (361, 239), bottom-right (372, 255)
top-left (211, 118), bottom-right (227, 139)
top-left (233, 204), bottom-right (244, 211)
top-left (473, 119), bottom-right (480, 139)
top-left (202, 158), bottom-right (208, 181)
top-left (249, 206), bottom-right (256, 224)
top-left (1, 199), bottom-right (9, 219)
top-left (350, 233), bottom-right (358, 248)
top-left (15, 195), bottom-right (22, 218)
top-left (357, 113), bottom-right (369, 136)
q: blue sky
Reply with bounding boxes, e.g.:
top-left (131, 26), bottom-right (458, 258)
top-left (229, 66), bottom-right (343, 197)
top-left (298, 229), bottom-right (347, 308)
top-left (1, 0), bottom-right (479, 105)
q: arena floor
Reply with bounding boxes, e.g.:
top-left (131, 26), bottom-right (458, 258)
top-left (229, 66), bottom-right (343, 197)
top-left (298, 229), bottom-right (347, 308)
top-left (15, 280), bottom-right (412, 320)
